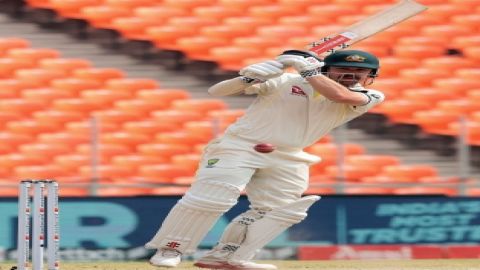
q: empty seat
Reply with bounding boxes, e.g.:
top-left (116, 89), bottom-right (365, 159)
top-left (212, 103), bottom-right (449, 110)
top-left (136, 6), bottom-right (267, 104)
top-left (193, 6), bottom-right (243, 20)
top-left (48, 0), bottom-right (99, 19)
top-left (171, 99), bottom-right (227, 114)
top-left (398, 36), bottom-right (446, 47)
top-left (15, 68), bottom-right (68, 88)
top-left (421, 25), bottom-right (473, 41)
top-left (7, 48), bottom-right (60, 64)
top-left (343, 187), bottom-right (394, 195)
top-left (402, 88), bottom-right (457, 104)
top-left (0, 132), bottom-right (33, 148)
top-left (151, 186), bottom-right (189, 195)
top-left (171, 153), bottom-right (201, 174)
top-left (51, 78), bottom-right (103, 96)
top-left (53, 98), bottom-right (102, 114)
top-left (80, 5), bottom-right (132, 29)
top-left (436, 99), bottom-right (480, 115)
top-left (111, 155), bottom-right (168, 171)
top-left (14, 165), bottom-right (71, 179)
top-left (92, 110), bottom-right (142, 124)
top-left (380, 165), bottom-right (438, 181)
top-left (410, 110), bottom-right (461, 133)
top-left (66, 120), bottom-right (119, 133)
top-left (19, 143), bottom-right (72, 158)
top-left (22, 87), bottom-right (77, 104)
top-left (33, 110), bottom-right (85, 125)
top-left (433, 78), bottom-right (480, 94)
top-left (100, 132), bottom-right (150, 150)
top-left (122, 121), bottom-right (179, 136)
top-left (37, 132), bottom-right (90, 146)
top-left (151, 110), bottom-right (204, 124)
top-left (139, 164), bottom-right (192, 182)
top-left (176, 36), bottom-right (229, 60)
top-left (155, 131), bottom-right (211, 146)
top-left (0, 58), bottom-right (36, 78)
top-left (223, 16), bottom-right (274, 29)
top-left (76, 143), bottom-right (131, 161)
top-left (346, 155), bottom-right (400, 168)
top-left (163, 0), bottom-right (216, 9)
top-left (209, 46), bottom-right (263, 71)
top-left (308, 5), bottom-right (357, 19)
top-left (114, 99), bottom-right (169, 115)
top-left (54, 154), bottom-right (96, 171)
top-left (399, 68), bottom-right (450, 86)
top-left (452, 35), bottom-right (480, 50)
top-left (374, 99), bottom-right (430, 123)
top-left (79, 164), bottom-right (135, 179)
top-left (393, 45), bottom-right (445, 59)
top-left (81, 89), bottom-right (132, 107)
top-left (39, 58), bottom-right (92, 74)
top-left (0, 38), bottom-right (30, 56)
top-left (136, 89), bottom-right (190, 104)
top-left (106, 78), bottom-right (159, 94)
top-left (392, 187), bottom-right (457, 196)
top-left (375, 57), bottom-right (419, 77)
top-left (96, 187), bottom-right (153, 196)
top-left (73, 68), bottom-right (125, 83)
top-left (6, 120), bottom-right (61, 135)
top-left (463, 47), bottom-right (480, 62)
top-left (0, 154), bottom-right (49, 172)
top-left (455, 68), bottom-right (480, 81)
top-left (0, 79), bottom-right (32, 98)
top-left (249, 5), bottom-right (297, 20)
top-left (201, 25), bottom-right (252, 40)
top-left (137, 143), bottom-right (191, 159)
top-left (421, 57), bottom-right (476, 73)
top-left (324, 164), bottom-right (380, 181)
top-left (0, 112), bottom-right (22, 129)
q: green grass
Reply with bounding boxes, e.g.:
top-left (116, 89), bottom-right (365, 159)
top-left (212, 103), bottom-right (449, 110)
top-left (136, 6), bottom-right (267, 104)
top-left (2, 259), bottom-right (480, 270)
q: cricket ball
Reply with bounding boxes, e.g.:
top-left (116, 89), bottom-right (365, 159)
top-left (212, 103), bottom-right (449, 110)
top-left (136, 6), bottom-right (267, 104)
top-left (254, 143), bottom-right (275, 153)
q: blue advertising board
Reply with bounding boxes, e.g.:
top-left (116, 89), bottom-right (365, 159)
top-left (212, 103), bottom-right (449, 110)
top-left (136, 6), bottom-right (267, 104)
top-left (1, 195), bottom-right (480, 255)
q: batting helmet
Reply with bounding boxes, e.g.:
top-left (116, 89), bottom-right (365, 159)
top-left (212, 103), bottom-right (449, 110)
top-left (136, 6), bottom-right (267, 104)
top-left (321, 50), bottom-right (380, 77)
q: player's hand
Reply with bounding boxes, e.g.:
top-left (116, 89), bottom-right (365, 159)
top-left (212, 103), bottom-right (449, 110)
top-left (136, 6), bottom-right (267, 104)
top-left (239, 60), bottom-right (284, 83)
top-left (276, 50), bottom-right (324, 78)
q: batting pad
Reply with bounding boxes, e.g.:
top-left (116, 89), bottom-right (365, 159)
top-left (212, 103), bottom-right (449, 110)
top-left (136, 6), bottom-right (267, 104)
top-left (145, 181), bottom-right (241, 254)
top-left (231, 195), bottom-right (320, 261)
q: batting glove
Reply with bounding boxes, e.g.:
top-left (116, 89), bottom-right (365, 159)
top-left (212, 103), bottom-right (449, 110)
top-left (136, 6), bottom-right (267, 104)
top-left (239, 60), bottom-right (284, 83)
top-left (276, 50), bottom-right (324, 78)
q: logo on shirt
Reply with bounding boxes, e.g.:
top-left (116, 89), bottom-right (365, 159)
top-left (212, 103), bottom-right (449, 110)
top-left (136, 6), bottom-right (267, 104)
top-left (206, 158), bottom-right (219, 168)
top-left (291, 85), bottom-right (307, 97)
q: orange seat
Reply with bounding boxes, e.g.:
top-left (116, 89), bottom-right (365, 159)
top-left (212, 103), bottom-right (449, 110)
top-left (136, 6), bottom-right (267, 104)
top-left (0, 38), bottom-right (30, 56)
top-left (324, 165), bottom-right (380, 181)
top-left (455, 69), bottom-right (480, 81)
top-left (56, 187), bottom-right (90, 197)
top-left (122, 121), bottom-right (179, 136)
top-left (105, 0), bottom-right (155, 9)
top-left (151, 186), bottom-right (189, 195)
top-left (156, 131), bottom-right (211, 146)
top-left (37, 132), bottom-right (90, 146)
top-left (380, 165), bottom-right (438, 181)
top-left (443, 121), bottom-right (480, 140)
top-left (219, 0), bottom-right (274, 9)
top-left (402, 88), bottom-right (458, 104)
top-left (193, 6), bottom-right (243, 20)
top-left (22, 87), bottom-right (76, 103)
top-left (345, 155), bottom-right (400, 168)
top-left (0, 112), bottom-right (22, 129)
top-left (0, 79), bottom-right (32, 98)
top-left (111, 16), bottom-right (166, 40)
top-left (111, 154), bottom-right (168, 171)
top-left (53, 98), bottom-right (103, 114)
top-left (79, 164), bottom-right (135, 179)
top-left (207, 109), bottom-right (245, 126)
top-left (305, 186), bottom-right (336, 195)
top-left (48, 0), bottom-right (99, 19)
top-left (347, 44), bottom-right (389, 57)
top-left (343, 187), bottom-right (394, 195)
top-left (359, 175), bottom-right (406, 184)
top-left (424, 4), bottom-right (471, 19)
top-left (421, 57), bottom-right (476, 73)
top-left (223, 16), bottom-right (274, 29)
top-left (0, 154), bottom-right (48, 173)
top-left (410, 110), bottom-right (461, 133)
top-left (66, 120), bottom-right (119, 134)
top-left (15, 68), bottom-right (68, 88)
top-left (397, 36), bottom-right (446, 47)
top-left (0, 58), bottom-right (36, 78)
top-left (137, 143), bottom-right (191, 159)
top-left (436, 99), bottom-right (480, 116)
top-left (106, 78), bottom-right (159, 94)
top-left (184, 121), bottom-right (219, 137)
top-left (422, 25), bottom-right (474, 42)
top-left (146, 25), bottom-right (197, 49)
top-left (133, 6), bottom-right (189, 22)
top-left (256, 25), bottom-right (309, 40)
top-left (201, 25), bottom-right (252, 40)
top-left (97, 187), bottom-right (153, 196)
top-left (114, 99), bottom-right (169, 115)
top-left (76, 143), bottom-right (131, 161)
top-left (73, 68), bottom-right (125, 83)
top-left (232, 36), bottom-right (281, 52)
top-left (393, 45), bottom-right (445, 59)
top-left (452, 35), bottom-right (480, 50)
top-left (33, 110), bottom-right (85, 125)
top-left (38, 58), bottom-right (92, 74)
top-left (163, 0), bottom-right (216, 9)
top-left (80, 5), bottom-right (132, 29)
top-left (19, 143), bottom-right (72, 158)
top-left (172, 176), bottom-right (195, 185)
top-left (468, 90), bottom-right (480, 103)
top-left (151, 110), bottom-right (204, 124)
top-left (311, 25), bottom-right (344, 40)
top-left (54, 154), bottom-right (96, 171)
top-left (6, 120), bottom-right (61, 135)
top-left (432, 78), bottom-right (480, 95)
top-left (278, 15), bottom-right (330, 29)
top-left (100, 132), bottom-right (150, 150)
top-left (374, 99), bottom-right (430, 123)
top-left (136, 89), bottom-right (190, 104)
top-left (51, 78), bottom-right (103, 96)
top-left (139, 164), bottom-right (192, 182)
top-left (249, 5), bottom-right (297, 20)
top-left (0, 132), bottom-right (33, 148)
top-left (175, 36), bottom-right (229, 60)
top-left (81, 89), bottom-right (132, 107)
top-left (307, 143), bottom-right (365, 157)
top-left (399, 68), bottom-right (450, 86)
top-left (392, 187), bottom-right (457, 196)
top-left (308, 5), bottom-right (356, 20)
top-left (463, 47), bottom-right (480, 62)
top-left (171, 99), bottom-right (227, 115)
top-left (6, 48), bottom-right (60, 64)
top-left (14, 165), bottom-right (72, 179)
top-left (451, 14), bottom-right (480, 29)
top-left (171, 153), bottom-right (201, 174)
top-left (0, 99), bottom-right (45, 116)
top-left (209, 46), bottom-right (263, 71)
top-left (373, 57), bottom-right (419, 77)
top-left (92, 109), bottom-right (142, 124)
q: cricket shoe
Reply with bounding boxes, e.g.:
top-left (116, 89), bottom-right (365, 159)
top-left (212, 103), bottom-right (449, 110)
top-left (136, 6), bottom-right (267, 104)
top-left (194, 259), bottom-right (277, 270)
top-left (149, 248), bottom-right (181, 268)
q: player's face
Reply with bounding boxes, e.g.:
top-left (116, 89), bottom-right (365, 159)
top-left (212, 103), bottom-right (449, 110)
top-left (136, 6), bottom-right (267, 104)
top-left (327, 67), bottom-right (373, 87)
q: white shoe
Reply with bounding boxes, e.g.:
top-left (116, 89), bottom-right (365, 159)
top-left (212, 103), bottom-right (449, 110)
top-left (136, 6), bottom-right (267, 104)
top-left (149, 248), bottom-right (181, 268)
top-left (194, 258), bottom-right (277, 270)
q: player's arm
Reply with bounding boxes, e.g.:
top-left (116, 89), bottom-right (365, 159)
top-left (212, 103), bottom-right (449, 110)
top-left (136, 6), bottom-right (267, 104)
top-left (208, 60), bottom-right (283, 96)
top-left (276, 50), bottom-right (368, 106)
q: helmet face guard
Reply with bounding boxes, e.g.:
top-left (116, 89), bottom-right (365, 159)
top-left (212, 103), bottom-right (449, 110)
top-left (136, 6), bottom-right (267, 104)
top-left (321, 50), bottom-right (380, 78)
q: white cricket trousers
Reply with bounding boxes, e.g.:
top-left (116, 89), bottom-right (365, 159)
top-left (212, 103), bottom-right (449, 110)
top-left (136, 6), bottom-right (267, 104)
top-left (195, 134), bottom-right (321, 209)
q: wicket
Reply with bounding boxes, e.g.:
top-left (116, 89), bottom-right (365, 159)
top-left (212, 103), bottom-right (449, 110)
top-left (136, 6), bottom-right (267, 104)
top-left (16, 180), bottom-right (60, 270)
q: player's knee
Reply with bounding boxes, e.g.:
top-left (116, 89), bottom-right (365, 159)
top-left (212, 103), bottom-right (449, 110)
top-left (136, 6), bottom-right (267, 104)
top-left (180, 180), bottom-right (241, 213)
top-left (266, 195), bottom-right (320, 224)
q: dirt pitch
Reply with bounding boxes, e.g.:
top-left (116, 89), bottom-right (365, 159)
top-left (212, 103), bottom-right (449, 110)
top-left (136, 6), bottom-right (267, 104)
top-left (2, 259), bottom-right (480, 270)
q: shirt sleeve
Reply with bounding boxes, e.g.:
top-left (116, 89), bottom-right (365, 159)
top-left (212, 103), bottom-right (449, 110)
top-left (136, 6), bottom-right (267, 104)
top-left (244, 77), bottom-right (279, 96)
top-left (348, 89), bottom-right (385, 113)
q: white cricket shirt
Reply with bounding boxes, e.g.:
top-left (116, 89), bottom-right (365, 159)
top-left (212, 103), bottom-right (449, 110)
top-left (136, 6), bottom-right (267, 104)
top-left (224, 73), bottom-right (385, 149)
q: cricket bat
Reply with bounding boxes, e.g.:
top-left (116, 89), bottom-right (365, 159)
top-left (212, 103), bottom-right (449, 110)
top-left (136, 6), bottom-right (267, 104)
top-left (308, 0), bottom-right (427, 57)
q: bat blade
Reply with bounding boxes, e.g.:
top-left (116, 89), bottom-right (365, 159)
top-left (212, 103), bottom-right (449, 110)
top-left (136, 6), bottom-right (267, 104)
top-left (308, 0), bottom-right (427, 57)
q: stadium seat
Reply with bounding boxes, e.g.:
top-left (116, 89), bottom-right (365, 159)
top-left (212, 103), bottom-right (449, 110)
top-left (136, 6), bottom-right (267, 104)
top-left (14, 165), bottom-right (72, 179)
top-left (278, 15), bottom-right (329, 29)
top-left (51, 78), bottom-right (103, 96)
top-left (455, 68), bottom-right (480, 81)
top-left (201, 25), bottom-right (252, 40)
top-left (308, 5), bottom-right (357, 19)
top-left (19, 143), bottom-right (73, 159)
top-left (171, 153), bottom-right (201, 174)
top-left (249, 5), bottom-right (297, 20)
top-left (450, 14), bottom-right (480, 29)
top-left (38, 58), bottom-right (92, 74)
top-left (79, 164), bottom-right (136, 179)
top-left (207, 109), bottom-right (245, 125)
top-left (6, 120), bottom-right (61, 135)
top-left (137, 143), bottom-right (191, 160)
top-left (398, 68), bottom-right (450, 86)
top-left (54, 154), bottom-right (97, 171)
top-left (380, 165), bottom-right (438, 181)
top-left (53, 98), bottom-right (103, 114)
top-left (22, 88), bottom-right (77, 104)
top-left (392, 187), bottom-right (457, 196)
top-left (433, 78), bottom-right (480, 95)
top-left (114, 99), bottom-right (167, 116)
top-left (150, 186), bottom-right (189, 195)
top-left (0, 38), bottom-right (30, 57)
top-left (397, 36), bottom-right (446, 47)
top-left (81, 89), bottom-right (132, 107)
top-left (73, 68), bottom-right (125, 83)
top-left (0, 58), bottom-right (36, 79)
top-left (436, 99), bottom-right (480, 116)
top-left (33, 110), bottom-right (85, 125)
top-left (0, 154), bottom-right (49, 173)
top-left (176, 36), bottom-right (229, 60)
top-left (15, 68), bottom-right (68, 88)
top-left (324, 164), bottom-right (380, 181)
top-left (155, 131), bottom-right (212, 146)
top-left (0, 132), bottom-right (33, 148)
top-left (373, 99), bottom-right (430, 123)
top-left (375, 57), bottom-right (419, 77)
top-left (100, 132), bottom-right (150, 150)
top-left (223, 16), bottom-right (274, 29)
top-left (171, 99), bottom-right (227, 115)
top-left (151, 110), bottom-right (204, 125)
top-left (146, 25), bottom-right (198, 49)
top-left (452, 35), bottom-right (480, 50)
top-left (343, 186), bottom-right (394, 195)
top-left (410, 110), bottom-right (461, 133)
top-left (37, 132), bottom-right (90, 146)
top-left (402, 88), bottom-right (457, 104)
top-left (345, 155), bottom-right (400, 168)
top-left (0, 79), bottom-right (32, 98)
top-left (421, 25), bottom-right (473, 41)
top-left (76, 143), bottom-right (131, 161)
top-left (421, 57), bottom-right (477, 73)
top-left (66, 120), bottom-right (119, 133)
top-left (138, 164), bottom-right (192, 182)
top-left (96, 187), bottom-right (153, 196)
top-left (209, 46), bottom-right (263, 71)
top-left (105, 0), bottom-right (156, 9)
top-left (193, 6), bottom-right (244, 20)
top-left (122, 121), bottom-right (180, 137)
top-left (6, 48), bottom-right (60, 64)
top-left (163, 0), bottom-right (216, 9)
top-left (111, 155), bottom-right (168, 172)
top-left (48, 0), bottom-right (99, 19)
top-left (424, 4), bottom-right (471, 19)
top-left (136, 89), bottom-right (190, 104)
top-left (393, 45), bottom-right (445, 59)
top-left (80, 5), bottom-right (132, 29)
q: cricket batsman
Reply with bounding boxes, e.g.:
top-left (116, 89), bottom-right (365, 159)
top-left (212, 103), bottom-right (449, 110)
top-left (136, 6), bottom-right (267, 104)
top-left (145, 50), bottom-right (384, 269)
